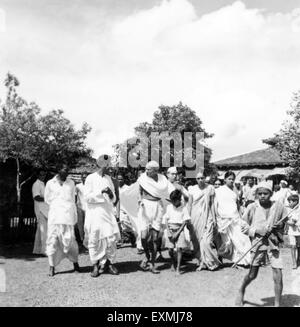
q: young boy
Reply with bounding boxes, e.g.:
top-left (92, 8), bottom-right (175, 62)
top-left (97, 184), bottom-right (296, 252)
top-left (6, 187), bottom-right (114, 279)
top-left (163, 189), bottom-right (191, 275)
top-left (236, 182), bottom-right (287, 307)
top-left (286, 194), bottom-right (300, 269)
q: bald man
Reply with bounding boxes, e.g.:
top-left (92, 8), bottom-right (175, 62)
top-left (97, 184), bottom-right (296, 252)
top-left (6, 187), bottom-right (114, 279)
top-left (137, 161), bottom-right (170, 273)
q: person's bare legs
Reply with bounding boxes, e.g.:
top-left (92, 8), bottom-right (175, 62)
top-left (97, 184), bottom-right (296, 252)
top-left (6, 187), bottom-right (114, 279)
top-left (176, 248), bottom-right (183, 275)
top-left (272, 268), bottom-right (283, 307)
top-left (169, 248), bottom-right (176, 271)
top-left (149, 229), bottom-right (160, 274)
top-left (140, 230), bottom-right (150, 270)
top-left (291, 247), bottom-right (297, 269)
top-left (235, 266), bottom-right (259, 306)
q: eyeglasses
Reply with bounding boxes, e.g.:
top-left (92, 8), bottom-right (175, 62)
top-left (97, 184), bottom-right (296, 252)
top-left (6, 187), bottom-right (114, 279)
top-left (196, 177), bottom-right (205, 180)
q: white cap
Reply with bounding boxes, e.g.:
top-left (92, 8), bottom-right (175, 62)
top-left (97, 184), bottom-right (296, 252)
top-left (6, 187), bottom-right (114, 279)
top-left (256, 181), bottom-right (273, 192)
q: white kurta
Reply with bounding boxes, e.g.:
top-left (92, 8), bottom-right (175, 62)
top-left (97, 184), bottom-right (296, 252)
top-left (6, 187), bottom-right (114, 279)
top-left (44, 176), bottom-right (78, 267)
top-left (32, 179), bottom-right (49, 255)
top-left (84, 172), bottom-right (120, 264)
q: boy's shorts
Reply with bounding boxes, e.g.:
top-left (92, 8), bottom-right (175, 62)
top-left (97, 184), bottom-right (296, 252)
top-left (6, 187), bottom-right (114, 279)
top-left (166, 224), bottom-right (189, 250)
top-left (288, 235), bottom-right (300, 247)
top-left (251, 249), bottom-right (283, 269)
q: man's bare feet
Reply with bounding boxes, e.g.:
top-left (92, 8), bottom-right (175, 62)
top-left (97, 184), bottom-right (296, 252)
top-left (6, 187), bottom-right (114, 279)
top-left (149, 263), bottom-right (160, 274)
top-left (73, 262), bottom-right (80, 273)
top-left (48, 266), bottom-right (55, 277)
top-left (140, 259), bottom-right (149, 271)
top-left (235, 292), bottom-right (244, 307)
top-left (90, 264), bottom-right (99, 278)
top-left (196, 263), bottom-right (207, 272)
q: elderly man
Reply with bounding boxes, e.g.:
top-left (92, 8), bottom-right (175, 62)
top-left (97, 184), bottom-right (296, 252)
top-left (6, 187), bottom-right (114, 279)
top-left (32, 170), bottom-right (49, 255)
top-left (167, 167), bottom-right (189, 202)
top-left (84, 155), bottom-right (120, 278)
top-left (236, 181), bottom-right (287, 307)
top-left (45, 165), bottom-right (80, 277)
top-left (138, 160), bottom-right (169, 273)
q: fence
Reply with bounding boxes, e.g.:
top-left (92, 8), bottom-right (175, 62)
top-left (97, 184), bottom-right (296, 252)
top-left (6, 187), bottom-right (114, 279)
top-left (1, 216), bottom-right (37, 245)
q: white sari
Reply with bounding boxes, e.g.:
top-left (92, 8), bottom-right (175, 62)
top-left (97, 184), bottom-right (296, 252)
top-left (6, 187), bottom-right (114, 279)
top-left (215, 185), bottom-right (251, 265)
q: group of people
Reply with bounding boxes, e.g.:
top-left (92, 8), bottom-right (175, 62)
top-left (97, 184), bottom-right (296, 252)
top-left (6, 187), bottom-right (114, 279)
top-left (31, 156), bottom-right (300, 306)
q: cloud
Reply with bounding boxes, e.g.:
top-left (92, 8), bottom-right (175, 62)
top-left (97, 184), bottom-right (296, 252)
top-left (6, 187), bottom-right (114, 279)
top-left (1, 0), bottom-right (300, 161)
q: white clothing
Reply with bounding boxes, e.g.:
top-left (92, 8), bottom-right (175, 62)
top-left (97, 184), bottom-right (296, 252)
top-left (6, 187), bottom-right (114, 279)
top-left (215, 185), bottom-right (251, 265)
top-left (138, 172), bottom-right (169, 200)
top-left (84, 172), bottom-right (120, 263)
top-left (275, 187), bottom-right (292, 206)
top-left (215, 185), bottom-right (240, 222)
top-left (45, 176), bottom-right (77, 226)
top-left (32, 179), bottom-right (49, 254)
top-left (138, 199), bottom-right (164, 232)
top-left (32, 179), bottom-right (49, 217)
top-left (84, 172), bottom-right (116, 205)
top-left (46, 224), bottom-right (78, 267)
top-left (87, 233), bottom-right (118, 264)
top-left (163, 204), bottom-right (191, 225)
top-left (287, 207), bottom-right (300, 236)
top-left (76, 182), bottom-right (87, 211)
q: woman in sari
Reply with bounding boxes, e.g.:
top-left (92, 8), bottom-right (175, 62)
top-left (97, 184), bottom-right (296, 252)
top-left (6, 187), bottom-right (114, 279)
top-left (215, 171), bottom-right (251, 266)
top-left (188, 172), bottom-right (221, 271)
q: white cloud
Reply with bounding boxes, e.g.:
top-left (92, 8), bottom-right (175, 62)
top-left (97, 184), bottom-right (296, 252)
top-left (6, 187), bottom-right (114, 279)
top-left (1, 0), bottom-right (300, 161)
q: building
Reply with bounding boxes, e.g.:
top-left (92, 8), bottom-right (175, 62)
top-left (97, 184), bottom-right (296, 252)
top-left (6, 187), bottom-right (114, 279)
top-left (214, 147), bottom-right (290, 185)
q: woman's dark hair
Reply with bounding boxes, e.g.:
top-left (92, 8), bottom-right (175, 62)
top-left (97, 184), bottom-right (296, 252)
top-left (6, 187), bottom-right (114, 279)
top-left (224, 171), bottom-right (236, 180)
top-left (287, 194), bottom-right (299, 203)
top-left (169, 189), bottom-right (182, 203)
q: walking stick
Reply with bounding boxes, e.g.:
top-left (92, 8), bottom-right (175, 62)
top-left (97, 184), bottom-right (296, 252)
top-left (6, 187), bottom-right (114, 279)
top-left (232, 204), bottom-right (299, 268)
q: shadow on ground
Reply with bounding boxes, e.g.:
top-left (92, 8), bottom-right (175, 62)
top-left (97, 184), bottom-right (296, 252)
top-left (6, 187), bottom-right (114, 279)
top-left (0, 243), bottom-right (41, 262)
top-left (245, 294), bottom-right (300, 307)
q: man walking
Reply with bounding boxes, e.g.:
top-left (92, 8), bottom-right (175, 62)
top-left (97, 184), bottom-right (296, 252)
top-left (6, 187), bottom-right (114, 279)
top-left (45, 165), bottom-right (80, 277)
top-left (84, 155), bottom-right (120, 278)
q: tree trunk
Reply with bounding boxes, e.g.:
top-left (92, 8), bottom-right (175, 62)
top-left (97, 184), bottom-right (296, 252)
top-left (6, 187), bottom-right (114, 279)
top-left (15, 157), bottom-right (23, 241)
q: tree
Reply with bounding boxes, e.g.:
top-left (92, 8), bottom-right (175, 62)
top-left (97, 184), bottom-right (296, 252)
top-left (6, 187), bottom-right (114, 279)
top-left (114, 102), bottom-right (216, 176)
top-left (0, 73), bottom-right (92, 215)
top-left (265, 91), bottom-right (300, 179)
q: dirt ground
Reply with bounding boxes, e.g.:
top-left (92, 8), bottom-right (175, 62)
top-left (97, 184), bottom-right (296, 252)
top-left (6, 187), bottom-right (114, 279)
top-left (1, 243), bottom-right (300, 307)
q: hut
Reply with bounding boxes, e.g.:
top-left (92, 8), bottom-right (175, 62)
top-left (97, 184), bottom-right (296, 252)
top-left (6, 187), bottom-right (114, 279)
top-left (214, 147), bottom-right (290, 186)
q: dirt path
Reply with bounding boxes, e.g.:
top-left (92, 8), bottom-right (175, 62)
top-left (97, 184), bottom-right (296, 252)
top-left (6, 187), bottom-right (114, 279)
top-left (1, 245), bottom-right (300, 307)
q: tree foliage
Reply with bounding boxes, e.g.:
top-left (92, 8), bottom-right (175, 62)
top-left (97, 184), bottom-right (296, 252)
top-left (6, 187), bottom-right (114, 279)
top-left (0, 73), bottom-right (92, 204)
top-left (267, 91), bottom-right (300, 179)
top-left (114, 102), bottom-right (215, 175)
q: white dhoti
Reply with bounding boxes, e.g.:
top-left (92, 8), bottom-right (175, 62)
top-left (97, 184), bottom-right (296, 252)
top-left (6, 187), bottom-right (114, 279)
top-left (138, 199), bottom-right (164, 233)
top-left (84, 202), bottom-right (120, 265)
top-left (33, 212), bottom-right (48, 255)
top-left (218, 218), bottom-right (251, 265)
top-left (86, 232), bottom-right (118, 265)
top-left (46, 224), bottom-right (79, 267)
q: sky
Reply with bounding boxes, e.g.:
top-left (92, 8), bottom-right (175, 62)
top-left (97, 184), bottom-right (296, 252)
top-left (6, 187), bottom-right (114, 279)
top-left (0, 0), bottom-right (300, 162)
